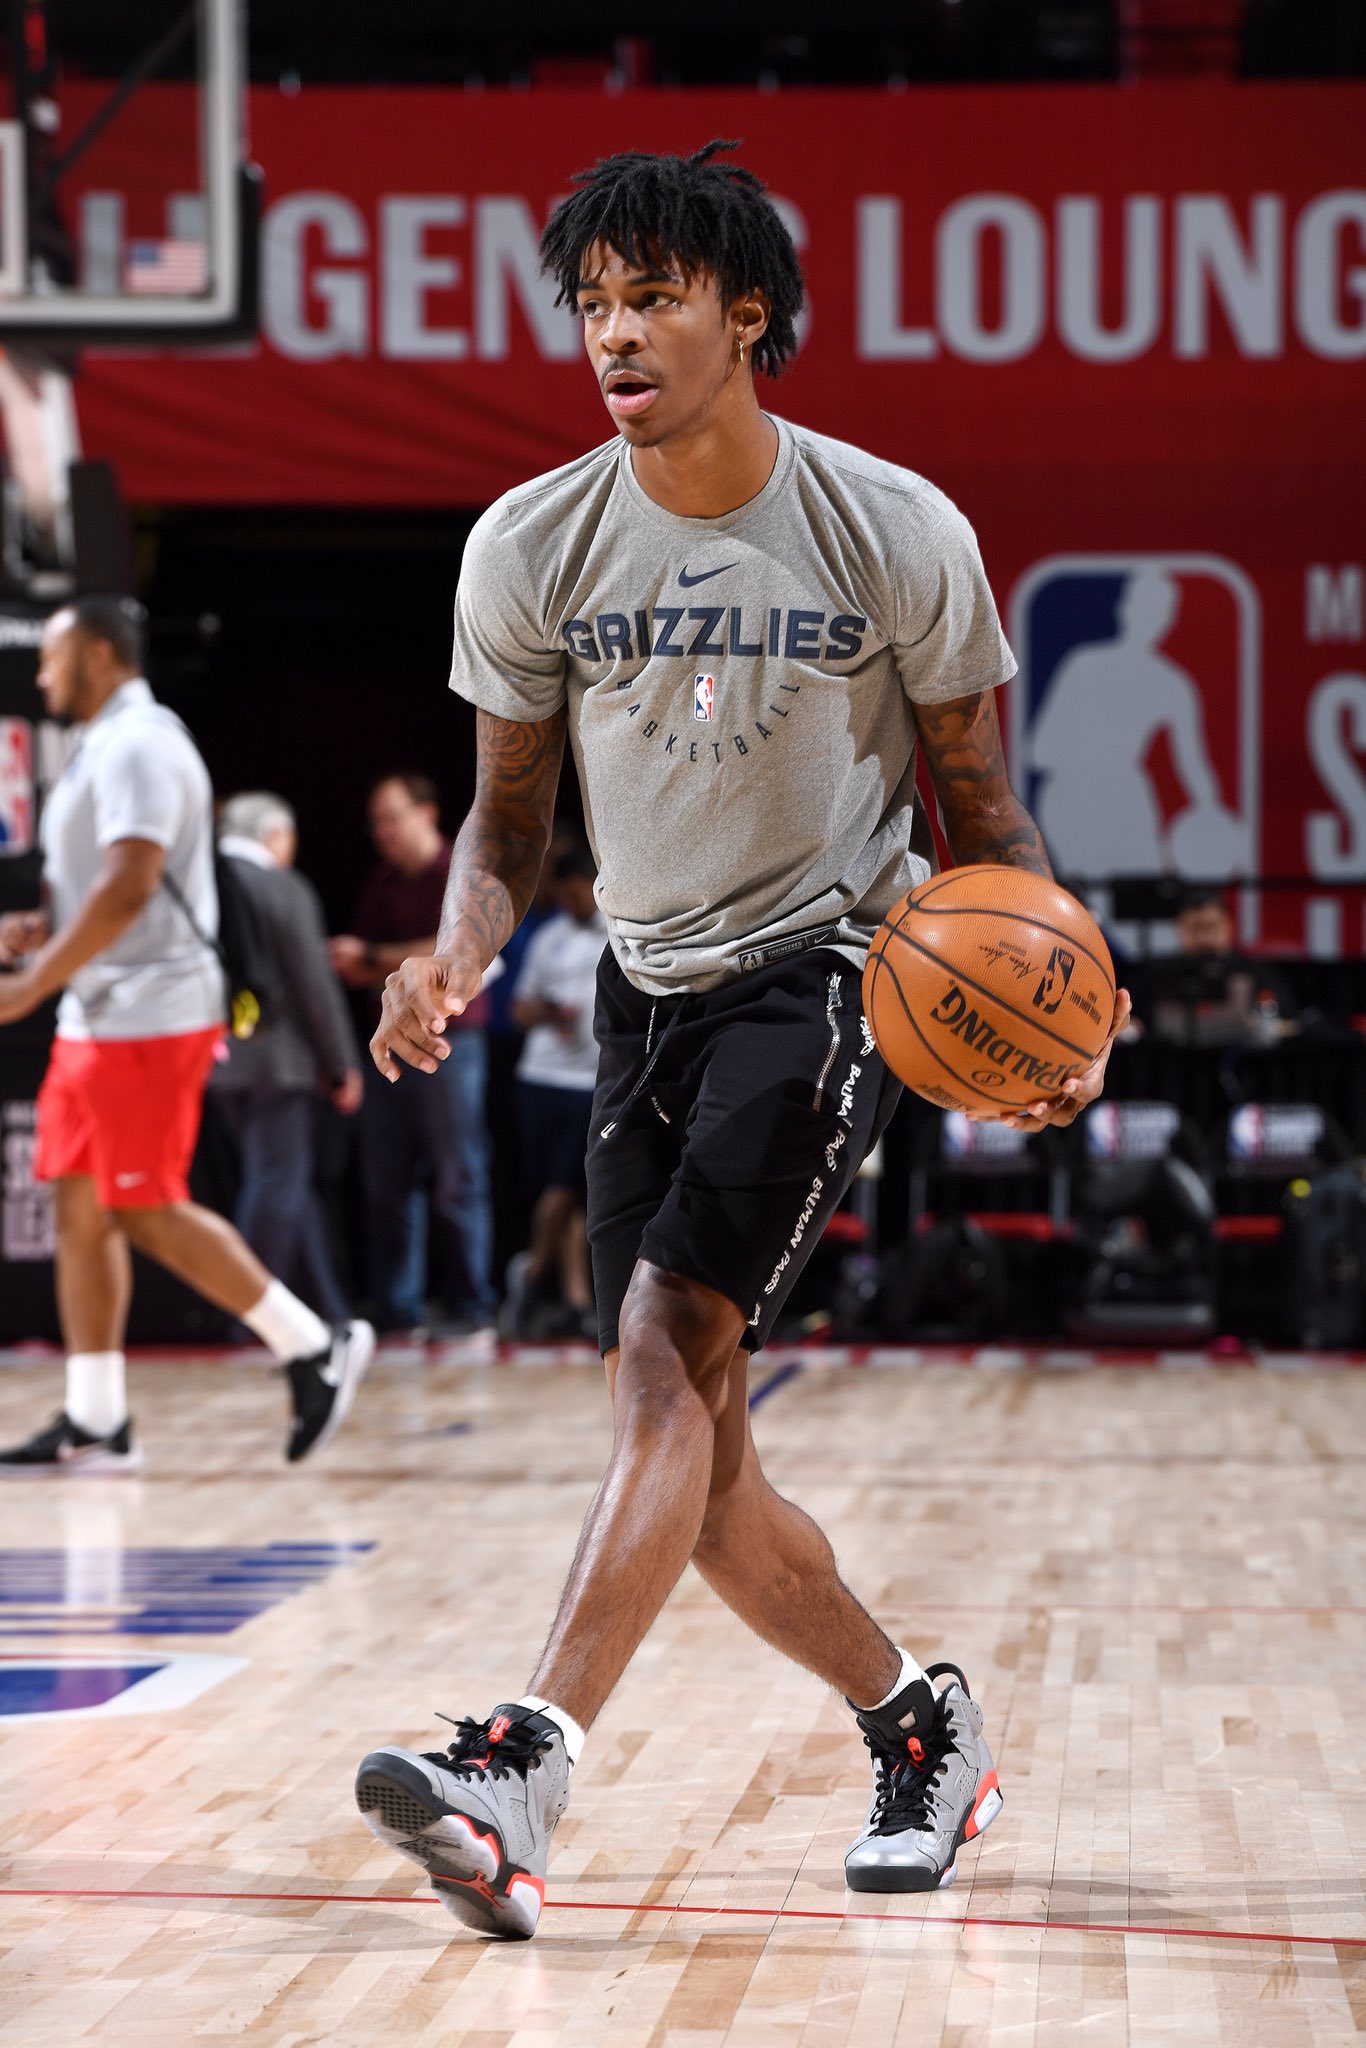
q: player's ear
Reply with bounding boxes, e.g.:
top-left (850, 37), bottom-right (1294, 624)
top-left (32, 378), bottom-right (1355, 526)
top-left (729, 288), bottom-right (770, 355)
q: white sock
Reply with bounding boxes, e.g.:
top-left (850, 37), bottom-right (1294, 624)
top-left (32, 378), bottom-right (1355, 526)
top-left (241, 1280), bottom-right (331, 1363)
top-left (65, 1351), bottom-right (127, 1437)
top-left (518, 1694), bottom-right (585, 1768)
top-left (864, 1647), bottom-right (927, 1712)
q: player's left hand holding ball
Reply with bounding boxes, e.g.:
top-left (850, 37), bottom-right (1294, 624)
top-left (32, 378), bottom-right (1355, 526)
top-left (371, 947), bottom-right (483, 1081)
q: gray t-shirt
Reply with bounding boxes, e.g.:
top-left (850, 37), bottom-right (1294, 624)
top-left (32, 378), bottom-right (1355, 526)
top-left (450, 415), bottom-right (1016, 996)
top-left (40, 679), bottom-right (223, 1040)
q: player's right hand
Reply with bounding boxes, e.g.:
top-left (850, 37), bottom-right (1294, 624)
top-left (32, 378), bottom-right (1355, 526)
top-left (370, 952), bottom-right (483, 1081)
top-left (0, 911), bottom-right (49, 966)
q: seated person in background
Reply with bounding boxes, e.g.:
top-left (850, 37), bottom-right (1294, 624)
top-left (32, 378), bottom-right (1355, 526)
top-left (212, 791), bottom-right (362, 1325)
top-left (1139, 887), bottom-right (1298, 1047)
top-left (503, 847), bottom-right (607, 1339)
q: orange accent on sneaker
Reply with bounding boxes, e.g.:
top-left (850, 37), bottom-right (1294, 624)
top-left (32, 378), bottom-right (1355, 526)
top-left (963, 1769), bottom-right (1000, 1840)
top-left (432, 1867), bottom-right (546, 1907)
top-left (907, 1736), bottom-right (926, 1763)
top-left (446, 1811), bottom-right (504, 1866)
top-left (433, 1869), bottom-right (501, 1906)
top-left (487, 1714), bottom-right (513, 1744)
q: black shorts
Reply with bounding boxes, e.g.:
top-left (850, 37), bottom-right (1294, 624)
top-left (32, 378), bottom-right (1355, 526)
top-left (517, 1079), bottom-right (592, 1199)
top-left (586, 948), bottom-right (901, 1354)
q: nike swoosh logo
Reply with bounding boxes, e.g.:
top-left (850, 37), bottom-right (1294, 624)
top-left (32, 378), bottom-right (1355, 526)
top-left (114, 1172), bottom-right (148, 1188)
top-left (677, 562), bottom-right (737, 588)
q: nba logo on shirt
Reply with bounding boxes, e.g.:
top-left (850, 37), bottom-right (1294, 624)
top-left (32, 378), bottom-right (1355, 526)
top-left (1007, 553), bottom-right (1260, 930)
top-left (0, 718), bottom-right (34, 856)
top-left (694, 673), bottom-right (715, 721)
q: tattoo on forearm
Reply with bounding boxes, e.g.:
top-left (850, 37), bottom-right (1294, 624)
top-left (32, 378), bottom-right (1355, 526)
top-left (914, 690), bottom-right (1052, 877)
top-left (436, 708), bottom-right (567, 961)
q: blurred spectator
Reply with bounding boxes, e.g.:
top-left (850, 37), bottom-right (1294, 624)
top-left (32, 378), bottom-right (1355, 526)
top-left (329, 772), bottom-right (494, 1338)
top-left (484, 819), bottom-right (587, 1278)
top-left (503, 847), bottom-right (606, 1339)
top-left (0, 601), bottom-right (371, 1474)
top-left (212, 791), bottom-right (360, 1324)
top-left (1139, 887), bottom-right (1298, 1047)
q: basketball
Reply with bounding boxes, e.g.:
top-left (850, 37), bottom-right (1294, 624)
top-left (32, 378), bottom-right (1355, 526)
top-left (862, 864), bottom-right (1116, 1113)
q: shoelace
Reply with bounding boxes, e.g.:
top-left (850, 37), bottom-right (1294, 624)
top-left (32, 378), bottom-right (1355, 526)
top-left (421, 1712), bottom-right (552, 1783)
top-left (864, 1702), bottom-right (958, 1836)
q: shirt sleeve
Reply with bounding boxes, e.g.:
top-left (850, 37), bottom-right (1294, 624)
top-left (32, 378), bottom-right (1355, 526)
top-left (449, 501), bottom-right (566, 723)
top-left (892, 489), bottom-right (1018, 705)
top-left (90, 727), bottom-right (189, 850)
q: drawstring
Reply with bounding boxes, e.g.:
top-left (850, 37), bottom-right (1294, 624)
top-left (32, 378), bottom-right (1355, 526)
top-left (599, 996), bottom-right (690, 1140)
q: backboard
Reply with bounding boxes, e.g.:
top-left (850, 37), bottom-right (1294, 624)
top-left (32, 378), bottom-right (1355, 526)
top-left (0, 0), bottom-right (257, 346)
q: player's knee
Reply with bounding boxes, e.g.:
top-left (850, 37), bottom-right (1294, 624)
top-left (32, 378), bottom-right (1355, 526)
top-left (615, 1265), bottom-right (740, 1419)
top-left (113, 1203), bottom-right (169, 1248)
top-left (53, 1179), bottom-right (119, 1244)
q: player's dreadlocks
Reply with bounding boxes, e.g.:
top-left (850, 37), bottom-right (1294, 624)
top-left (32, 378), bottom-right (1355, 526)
top-left (539, 139), bottom-right (805, 379)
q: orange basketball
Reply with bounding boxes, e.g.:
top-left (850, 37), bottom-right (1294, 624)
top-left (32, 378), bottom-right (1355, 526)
top-left (862, 864), bottom-right (1116, 1113)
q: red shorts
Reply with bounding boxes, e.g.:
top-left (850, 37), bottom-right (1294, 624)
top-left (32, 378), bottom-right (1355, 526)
top-left (34, 1027), bottom-right (223, 1210)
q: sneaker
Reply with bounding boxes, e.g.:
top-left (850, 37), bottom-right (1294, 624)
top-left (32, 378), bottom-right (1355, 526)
top-left (430, 1314), bottom-right (498, 1357)
top-left (844, 1661), bottom-right (1003, 1893)
top-left (355, 1704), bottom-right (570, 1939)
top-left (0, 1410), bottom-right (143, 1476)
top-left (497, 1251), bottom-right (543, 1340)
top-left (285, 1320), bottom-right (375, 1463)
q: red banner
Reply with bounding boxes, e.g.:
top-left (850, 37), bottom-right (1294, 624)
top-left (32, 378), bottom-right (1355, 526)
top-left (58, 85), bottom-right (1366, 947)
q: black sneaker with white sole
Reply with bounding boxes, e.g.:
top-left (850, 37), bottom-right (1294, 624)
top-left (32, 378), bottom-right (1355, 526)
top-left (285, 1319), bottom-right (374, 1463)
top-left (0, 1410), bottom-right (143, 1476)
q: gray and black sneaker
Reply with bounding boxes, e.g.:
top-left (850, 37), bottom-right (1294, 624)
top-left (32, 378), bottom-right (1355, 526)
top-left (355, 1704), bottom-right (570, 1939)
top-left (0, 1410), bottom-right (143, 1476)
top-left (844, 1661), bottom-right (1003, 1893)
top-left (285, 1320), bottom-right (374, 1463)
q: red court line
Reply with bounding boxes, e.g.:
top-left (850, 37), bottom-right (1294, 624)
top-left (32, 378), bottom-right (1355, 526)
top-left (2, 1886), bottom-right (1362, 1948)
top-left (901, 1603), bottom-right (1366, 1618)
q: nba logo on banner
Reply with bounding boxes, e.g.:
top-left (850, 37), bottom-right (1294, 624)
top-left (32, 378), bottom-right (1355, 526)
top-left (694, 673), bottom-right (715, 721)
top-left (1008, 554), bottom-right (1260, 926)
top-left (0, 718), bottom-right (33, 856)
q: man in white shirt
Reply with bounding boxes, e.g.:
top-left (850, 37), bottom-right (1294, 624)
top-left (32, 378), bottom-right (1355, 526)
top-left (0, 597), bottom-right (372, 1473)
top-left (504, 846), bottom-right (606, 1337)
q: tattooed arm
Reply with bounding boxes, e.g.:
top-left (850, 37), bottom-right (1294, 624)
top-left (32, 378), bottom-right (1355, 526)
top-left (371, 707), bottom-right (566, 1080)
top-left (912, 689), bottom-right (1051, 876)
top-left (912, 687), bottom-right (1131, 1127)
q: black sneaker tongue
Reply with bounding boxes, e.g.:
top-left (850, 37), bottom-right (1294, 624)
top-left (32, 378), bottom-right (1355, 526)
top-left (850, 1675), bottom-right (938, 1748)
top-left (482, 1702), bottom-right (554, 1741)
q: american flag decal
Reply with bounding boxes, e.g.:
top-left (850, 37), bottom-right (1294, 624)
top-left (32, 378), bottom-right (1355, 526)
top-left (124, 240), bottom-right (208, 295)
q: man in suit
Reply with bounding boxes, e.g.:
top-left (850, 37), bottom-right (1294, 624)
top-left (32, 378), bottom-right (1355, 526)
top-left (212, 791), bottom-right (362, 1323)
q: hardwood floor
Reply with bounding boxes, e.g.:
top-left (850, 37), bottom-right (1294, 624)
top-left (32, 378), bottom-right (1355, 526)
top-left (1, 1344), bottom-right (1363, 2045)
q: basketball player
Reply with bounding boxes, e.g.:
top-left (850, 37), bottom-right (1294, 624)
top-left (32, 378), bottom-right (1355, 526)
top-left (0, 598), bottom-right (373, 1473)
top-left (355, 143), bottom-right (1131, 1936)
